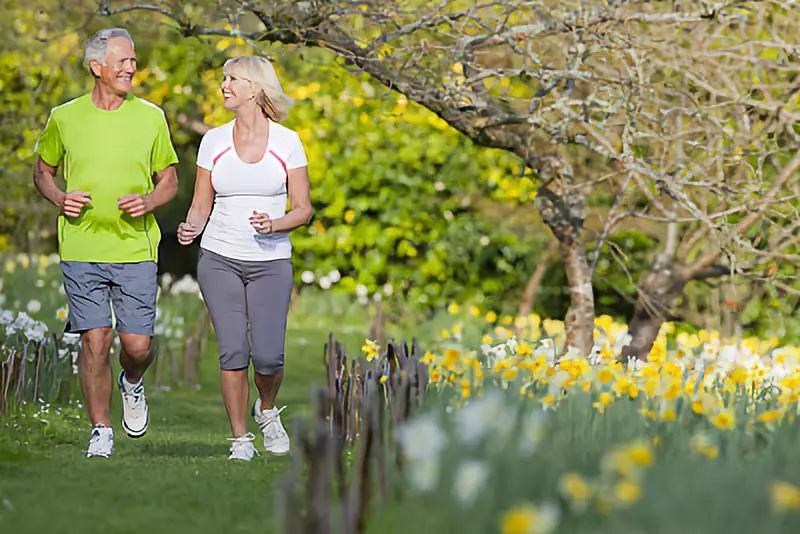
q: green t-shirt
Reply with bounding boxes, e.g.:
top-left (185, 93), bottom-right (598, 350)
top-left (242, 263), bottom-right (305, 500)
top-left (35, 93), bottom-right (179, 263)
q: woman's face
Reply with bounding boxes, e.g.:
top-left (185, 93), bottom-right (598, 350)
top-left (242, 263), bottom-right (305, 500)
top-left (221, 70), bottom-right (254, 111)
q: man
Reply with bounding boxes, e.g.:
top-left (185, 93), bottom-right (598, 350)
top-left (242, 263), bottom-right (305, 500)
top-left (33, 28), bottom-right (179, 458)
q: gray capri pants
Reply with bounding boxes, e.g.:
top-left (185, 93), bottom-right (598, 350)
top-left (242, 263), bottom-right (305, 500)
top-left (196, 248), bottom-right (293, 374)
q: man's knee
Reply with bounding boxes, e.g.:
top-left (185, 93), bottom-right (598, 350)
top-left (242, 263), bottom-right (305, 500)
top-left (81, 328), bottom-right (113, 358)
top-left (120, 334), bottom-right (153, 362)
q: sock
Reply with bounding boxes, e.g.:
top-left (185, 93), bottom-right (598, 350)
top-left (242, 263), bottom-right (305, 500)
top-left (122, 374), bottom-right (142, 390)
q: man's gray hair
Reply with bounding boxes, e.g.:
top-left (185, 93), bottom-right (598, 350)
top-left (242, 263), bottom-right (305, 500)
top-left (84, 28), bottom-right (134, 71)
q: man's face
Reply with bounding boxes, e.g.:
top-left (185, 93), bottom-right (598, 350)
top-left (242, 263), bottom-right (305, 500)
top-left (91, 37), bottom-right (137, 95)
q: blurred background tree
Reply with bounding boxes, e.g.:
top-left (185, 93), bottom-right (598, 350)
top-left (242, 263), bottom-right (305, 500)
top-left (3, 0), bottom-right (800, 349)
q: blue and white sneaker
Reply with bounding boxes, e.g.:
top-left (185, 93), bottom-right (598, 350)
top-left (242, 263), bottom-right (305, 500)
top-left (86, 425), bottom-right (114, 458)
top-left (118, 370), bottom-right (149, 438)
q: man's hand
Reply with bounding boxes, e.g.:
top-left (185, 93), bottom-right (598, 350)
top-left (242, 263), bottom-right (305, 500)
top-left (61, 191), bottom-right (92, 218)
top-left (177, 222), bottom-right (202, 245)
top-left (118, 194), bottom-right (154, 218)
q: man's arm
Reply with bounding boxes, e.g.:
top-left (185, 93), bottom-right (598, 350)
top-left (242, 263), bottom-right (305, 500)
top-left (118, 165), bottom-right (178, 218)
top-left (32, 157), bottom-right (91, 218)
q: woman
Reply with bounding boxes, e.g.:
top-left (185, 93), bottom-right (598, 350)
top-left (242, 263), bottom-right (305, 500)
top-left (177, 56), bottom-right (313, 461)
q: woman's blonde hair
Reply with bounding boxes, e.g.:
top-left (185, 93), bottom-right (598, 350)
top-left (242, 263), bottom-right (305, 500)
top-left (223, 56), bottom-right (293, 122)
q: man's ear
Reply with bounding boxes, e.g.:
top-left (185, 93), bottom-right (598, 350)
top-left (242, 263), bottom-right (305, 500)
top-left (89, 59), bottom-right (102, 78)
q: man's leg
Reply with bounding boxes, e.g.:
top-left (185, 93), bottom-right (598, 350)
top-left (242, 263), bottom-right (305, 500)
top-left (118, 333), bottom-right (154, 383)
top-left (111, 262), bottom-right (158, 438)
top-left (60, 261), bottom-right (115, 431)
top-left (79, 327), bottom-right (114, 426)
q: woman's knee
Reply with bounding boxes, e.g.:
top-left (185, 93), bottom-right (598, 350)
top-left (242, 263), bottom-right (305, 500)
top-left (253, 353), bottom-right (284, 375)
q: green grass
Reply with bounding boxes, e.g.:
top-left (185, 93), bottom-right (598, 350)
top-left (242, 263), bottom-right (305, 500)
top-left (0, 325), bottom-right (366, 534)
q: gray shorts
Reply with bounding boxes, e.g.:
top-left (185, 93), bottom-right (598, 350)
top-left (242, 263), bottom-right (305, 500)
top-left (196, 248), bottom-right (292, 374)
top-left (60, 261), bottom-right (158, 336)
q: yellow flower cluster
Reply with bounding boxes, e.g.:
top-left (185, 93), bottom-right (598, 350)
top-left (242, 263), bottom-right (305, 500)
top-left (422, 312), bottom-right (800, 435)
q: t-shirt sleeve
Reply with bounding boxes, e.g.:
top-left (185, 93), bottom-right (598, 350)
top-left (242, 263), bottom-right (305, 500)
top-left (151, 112), bottom-right (179, 173)
top-left (34, 111), bottom-right (64, 166)
top-left (286, 132), bottom-right (308, 169)
top-left (196, 131), bottom-right (213, 170)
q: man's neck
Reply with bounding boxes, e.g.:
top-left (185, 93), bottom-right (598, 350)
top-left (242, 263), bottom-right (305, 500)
top-left (91, 83), bottom-right (127, 111)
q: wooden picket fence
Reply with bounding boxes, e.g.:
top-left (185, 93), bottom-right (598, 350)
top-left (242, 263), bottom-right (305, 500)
top-left (278, 334), bottom-right (429, 533)
top-left (0, 335), bottom-right (76, 413)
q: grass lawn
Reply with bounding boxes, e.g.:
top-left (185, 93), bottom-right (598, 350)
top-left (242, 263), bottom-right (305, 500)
top-left (0, 325), bottom-right (365, 534)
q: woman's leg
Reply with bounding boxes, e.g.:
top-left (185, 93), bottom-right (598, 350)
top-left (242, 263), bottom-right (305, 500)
top-left (244, 258), bottom-right (293, 407)
top-left (197, 249), bottom-right (251, 437)
top-left (253, 371), bottom-right (283, 411)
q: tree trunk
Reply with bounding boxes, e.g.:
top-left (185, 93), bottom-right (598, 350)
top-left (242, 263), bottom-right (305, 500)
top-left (535, 174), bottom-right (594, 356)
top-left (517, 239), bottom-right (557, 318)
top-left (560, 234), bottom-right (595, 355)
top-left (620, 255), bottom-right (687, 361)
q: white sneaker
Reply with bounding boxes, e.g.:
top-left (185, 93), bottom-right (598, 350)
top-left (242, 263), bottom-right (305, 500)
top-left (228, 432), bottom-right (259, 461)
top-left (118, 371), bottom-right (149, 438)
top-left (253, 400), bottom-right (290, 455)
top-left (86, 425), bottom-right (114, 458)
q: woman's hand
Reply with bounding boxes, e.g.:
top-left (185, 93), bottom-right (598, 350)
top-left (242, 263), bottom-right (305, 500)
top-left (177, 221), bottom-right (202, 245)
top-left (249, 210), bottom-right (273, 234)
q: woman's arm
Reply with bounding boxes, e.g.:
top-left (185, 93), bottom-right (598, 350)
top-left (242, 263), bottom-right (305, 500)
top-left (251, 166), bottom-right (313, 234)
top-left (177, 167), bottom-right (214, 245)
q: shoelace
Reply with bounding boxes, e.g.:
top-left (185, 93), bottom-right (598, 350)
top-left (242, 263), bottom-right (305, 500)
top-left (87, 428), bottom-right (112, 454)
top-left (257, 406), bottom-right (287, 437)
top-left (122, 383), bottom-right (146, 408)
top-left (227, 432), bottom-right (260, 456)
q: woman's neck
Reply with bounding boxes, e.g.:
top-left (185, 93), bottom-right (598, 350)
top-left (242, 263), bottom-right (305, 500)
top-left (234, 106), bottom-right (268, 136)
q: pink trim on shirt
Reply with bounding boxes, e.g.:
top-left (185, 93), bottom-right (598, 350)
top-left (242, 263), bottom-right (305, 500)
top-left (212, 146), bottom-right (232, 167)
top-left (269, 150), bottom-right (288, 175)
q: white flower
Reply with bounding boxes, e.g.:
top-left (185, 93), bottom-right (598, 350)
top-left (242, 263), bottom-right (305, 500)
top-left (537, 502), bottom-right (561, 534)
top-left (301, 270), bottom-right (315, 284)
top-left (518, 409), bottom-right (546, 455)
top-left (455, 390), bottom-right (504, 445)
top-left (24, 320), bottom-right (48, 343)
top-left (0, 310), bottom-right (12, 325)
top-left (453, 460), bottom-right (489, 506)
top-left (328, 269), bottom-right (341, 283)
top-left (356, 284), bottom-right (368, 297)
top-left (26, 300), bottom-right (42, 313)
top-left (397, 414), bottom-right (447, 462)
top-left (357, 295), bottom-right (369, 306)
top-left (160, 272), bottom-right (174, 290)
top-left (170, 275), bottom-right (201, 296)
top-left (406, 458), bottom-right (441, 493)
top-left (434, 180), bottom-right (446, 191)
top-left (62, 333), bottom-right (81, 346)
top-left (479, 235), bottom-right (490, 246)
top-left (319, 276), bottom-right (332, 290)
top-left (373, 292), bottom-right (382, 302)
top-left (383, 283), bottom-right (393, 296)
top-left (35, 279), bottom-right (45, 288)
top-left (534, 339), bottom-right (557, 365)
top-left (8, 312), bottom-right (34, 335)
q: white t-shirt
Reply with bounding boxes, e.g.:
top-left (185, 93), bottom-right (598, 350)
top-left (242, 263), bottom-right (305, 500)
top-left (197, 119), bottom-right (308, 261)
